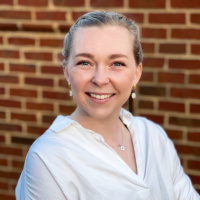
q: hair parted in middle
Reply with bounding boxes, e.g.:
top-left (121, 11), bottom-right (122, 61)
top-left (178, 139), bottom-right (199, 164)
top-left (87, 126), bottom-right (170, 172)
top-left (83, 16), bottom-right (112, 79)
top-left (62, 11), bottom-right (143, 66)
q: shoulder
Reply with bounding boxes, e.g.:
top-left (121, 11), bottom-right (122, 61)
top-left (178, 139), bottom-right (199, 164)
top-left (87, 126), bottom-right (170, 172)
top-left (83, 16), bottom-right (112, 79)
top-left (27, 115), bottom-right (75, 158)
top-left (131, 115), bottom-right (170, 146)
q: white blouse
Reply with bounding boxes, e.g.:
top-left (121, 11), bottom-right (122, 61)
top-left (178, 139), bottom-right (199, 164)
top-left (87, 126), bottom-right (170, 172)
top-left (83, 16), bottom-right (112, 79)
top-left (15, 109), bottom-right (200, 200)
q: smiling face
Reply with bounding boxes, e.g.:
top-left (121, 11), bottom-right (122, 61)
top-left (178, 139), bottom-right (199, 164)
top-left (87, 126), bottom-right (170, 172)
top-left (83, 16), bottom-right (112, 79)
top-left (64, 25), bottom-right (142, 121)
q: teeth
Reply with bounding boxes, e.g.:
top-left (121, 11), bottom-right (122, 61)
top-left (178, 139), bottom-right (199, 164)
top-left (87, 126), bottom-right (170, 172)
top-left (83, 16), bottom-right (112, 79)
top-left (90, 93), bottom-right (112, 100)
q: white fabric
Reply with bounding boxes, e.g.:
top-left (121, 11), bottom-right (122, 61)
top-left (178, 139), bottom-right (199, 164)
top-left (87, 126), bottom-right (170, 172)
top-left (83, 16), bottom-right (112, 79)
top-left (15, 109), bottom-right (200, 200)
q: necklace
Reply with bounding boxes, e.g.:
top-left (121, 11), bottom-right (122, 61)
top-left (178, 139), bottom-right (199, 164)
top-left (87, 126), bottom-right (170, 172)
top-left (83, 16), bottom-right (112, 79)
top-left (118, 130), bottom-right (125, 151)
top-left (111, 129), bottom-right (125, 151)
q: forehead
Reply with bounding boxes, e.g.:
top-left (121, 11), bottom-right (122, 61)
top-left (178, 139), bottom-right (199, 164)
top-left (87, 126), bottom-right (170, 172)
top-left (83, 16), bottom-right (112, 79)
top-left (71, 26), bottom-right (134, 55)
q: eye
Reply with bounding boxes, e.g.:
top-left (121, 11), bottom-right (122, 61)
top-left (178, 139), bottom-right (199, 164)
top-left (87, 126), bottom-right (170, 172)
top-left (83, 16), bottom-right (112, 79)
top-left (77, 61), bottom-right (90, 66)
top-left (112, 62), bottom-right (125, 67)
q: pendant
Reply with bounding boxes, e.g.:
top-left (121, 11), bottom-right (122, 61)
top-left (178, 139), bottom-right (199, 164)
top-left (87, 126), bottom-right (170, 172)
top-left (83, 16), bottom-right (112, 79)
top-left (120, 145), bottom-right (125, 151)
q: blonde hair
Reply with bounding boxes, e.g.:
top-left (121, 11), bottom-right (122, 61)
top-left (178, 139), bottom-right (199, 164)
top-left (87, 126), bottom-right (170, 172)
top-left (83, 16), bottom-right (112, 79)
top-left (62, 11), bottom-right (143, 66)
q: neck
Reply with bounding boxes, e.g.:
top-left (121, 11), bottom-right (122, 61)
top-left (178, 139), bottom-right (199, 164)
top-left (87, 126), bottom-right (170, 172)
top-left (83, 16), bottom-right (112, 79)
top-left (70, 109), bottom-right (122, 142)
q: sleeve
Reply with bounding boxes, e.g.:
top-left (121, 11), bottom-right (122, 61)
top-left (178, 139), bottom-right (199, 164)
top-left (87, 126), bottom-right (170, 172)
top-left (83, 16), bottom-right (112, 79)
top-left (167, 139), bottom-right (200, 200)
top-left (15, 151), bottom-right (67, 200)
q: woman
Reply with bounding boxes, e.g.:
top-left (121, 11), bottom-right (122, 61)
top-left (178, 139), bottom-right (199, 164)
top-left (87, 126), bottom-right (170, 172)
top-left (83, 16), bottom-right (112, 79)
top-left (16, 11), bottom-right (199, 200)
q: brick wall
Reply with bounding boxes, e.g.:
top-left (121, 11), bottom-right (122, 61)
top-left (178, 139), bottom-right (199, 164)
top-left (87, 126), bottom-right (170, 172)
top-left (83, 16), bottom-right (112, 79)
top-left (0, 0), bottom-right (200, 199)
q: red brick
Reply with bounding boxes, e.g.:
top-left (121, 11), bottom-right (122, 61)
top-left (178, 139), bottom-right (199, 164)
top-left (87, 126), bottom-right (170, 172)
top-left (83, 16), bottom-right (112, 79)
top-left (53, 0), bottom-right (84, 6)
top-left (188, 174), bottom-right (200, 184)
top-left (0, 10), bottom-right (31, 20)
top-left (0, 158), bottom-right (7, 166)
top-left (0, 123), bottom-right (22, 132)
top-left (191, 44), bottom-right (200, 54)
top-left (159, 101), bottom-right (185, 112)
top-left (18, 0), bottom-right (48, 7)
top-left (140, 71), bottom-right (154, 82)
top-left (0, 23), bottom-right (18, 31)
top-left (9, 63), bottom-right (36, 73)
top-left (0, 37), bottom-right (3, 44)
top-left (43, 91), bottom-right (69, 100)
top-left (27, 126), bottom-right (47, 135)
top-left (123, 13), bottom-right (144, 23)
top-left (40, 39), bottom-right (63, 48)
top-left (143, 58), bottom-right (164, 68)
top-left (141, 42), bottom-right (155, 53)
top-left (8, 37), bottom-right (35, 46)
top-left (11, 136), bottom-right (35, 145)
top-left (0, 63), bottom-right (4, 71)
top-left (129, 0), bottom-right (165, 8)
top-left (0, 181), bottom-right (9, 190)
top-left (158, 72), bottom-right (185, 83)
top-left (139, 86), bottom-right (166, 97)
top-left (171, 0), bottom-right (200, 8)
top-left (0, 87), bottom-right (5, 95)
top-left (0, 100), bottom-right (21, 108)
top-left (12, 160), bottom-right (24, 169)
top-left (188, 160), bottom-right (200, 170)
top-left (22, 24), bottom-right (54, 32)
top-left (169, 59), bottom-right (200, 70)
top-left (36, 11), bottom-right (66, 21)
top-left (11, 113), bottom-right (36, 122)
top-left (0, 135), bottom-right (5, 143)
top-left (26, 102), bottom-right (54, 111)
top-left (0, 147), bottom-right (23, 156)
top-left (171, 88), bottom-right (200, 99)
top-left (165, 129), bottom-right (183, 140)
top-left (191, 14), bottom-right (200, 24)
top-left (0, 50), bottom-right (19, 59)
top-left (59, 105), bottom-right (76, 114)
top-left (189, 74), bottom-right (200, 84)
top-left (10, 88), bottom-right (37, 98)
top-left (188, 131), bottom-right (200, 142)
top-left (72, 12), bottom-right (87, 21)
top-left (58, 25), bottom-right (71, 33)
top-left (159, 44), bottom-right (186, 54)
top-left (0, 0), bottom-right (13, 5)
top-left (24, 52), bottom-right (52, 61)
top-left (190, 104), bottom-right (200, 114)
top-left (59, 79), bottom-right (68, 87)
top-left (41, 65), bottom-right (63, 74)
top-left (0, 75), bottom-right (19, 84)
top-left (169, 116), bottom-right (200, 128)
top-left (140, 114), bottom-right (164, 125)
top-left (0, 170), bottom-right (20, 180)
top-left (0, 194), bottom-right (15, 200)
top-left (42, 115), bottom-right (56, 123)
top-left (0, 111), bottom-right (6, 119)
top-left (175, 144), bottom-right (200, 156)
top-left (149, 13), bottom-right (185, 24)
top-left (172, 29), bottom-right (200, 39)
top-left (91, 0), bottom-right (123, 7)
top-left (57, 52), bottom-right (64, 62)
top-left (25, 77), bottom-right (54, 87)
top-left (138, 100), bottom-right (154, 109)
top-left (142, 28), bottom-right (167, 39)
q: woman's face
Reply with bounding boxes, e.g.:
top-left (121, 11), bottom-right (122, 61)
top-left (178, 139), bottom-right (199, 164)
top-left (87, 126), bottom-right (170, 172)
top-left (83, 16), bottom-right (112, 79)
top-left (64, 25), bottom-right (142, 120)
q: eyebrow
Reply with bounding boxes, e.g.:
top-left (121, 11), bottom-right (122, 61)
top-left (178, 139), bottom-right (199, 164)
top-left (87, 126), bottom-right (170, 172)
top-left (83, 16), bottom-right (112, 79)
top-left (75, 53), bottom-right (128, 59)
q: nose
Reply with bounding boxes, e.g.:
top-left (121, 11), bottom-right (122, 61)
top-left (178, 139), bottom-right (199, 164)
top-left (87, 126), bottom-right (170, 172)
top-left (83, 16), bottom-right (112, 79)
top-left (92, 67), bottom-right (109, 86)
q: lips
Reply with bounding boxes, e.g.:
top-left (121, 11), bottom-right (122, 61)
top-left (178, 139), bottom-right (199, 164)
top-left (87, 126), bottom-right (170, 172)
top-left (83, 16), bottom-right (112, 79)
top-left (87, 93), bottom-right (114, 100)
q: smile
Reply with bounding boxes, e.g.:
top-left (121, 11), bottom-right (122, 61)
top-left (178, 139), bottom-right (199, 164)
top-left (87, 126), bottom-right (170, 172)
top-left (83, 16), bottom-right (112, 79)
top-left (88, 93), bottom-right (113, 100)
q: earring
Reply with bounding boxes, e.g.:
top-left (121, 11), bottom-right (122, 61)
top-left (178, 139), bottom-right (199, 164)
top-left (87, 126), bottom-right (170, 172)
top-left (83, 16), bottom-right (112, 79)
top-left (131, 85), bottom-right (136, 99)
top-left (68, 83), bottom-right (73, 96)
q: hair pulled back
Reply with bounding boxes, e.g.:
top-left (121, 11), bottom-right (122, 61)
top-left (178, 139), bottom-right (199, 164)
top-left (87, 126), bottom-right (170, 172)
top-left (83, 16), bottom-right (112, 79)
top-left (62, 11), bottom-right (143, 66)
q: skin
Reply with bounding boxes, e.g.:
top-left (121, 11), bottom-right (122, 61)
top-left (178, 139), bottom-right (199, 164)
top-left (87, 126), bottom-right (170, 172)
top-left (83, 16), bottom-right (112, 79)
top-left (64, 25), bottom-right (142, 172)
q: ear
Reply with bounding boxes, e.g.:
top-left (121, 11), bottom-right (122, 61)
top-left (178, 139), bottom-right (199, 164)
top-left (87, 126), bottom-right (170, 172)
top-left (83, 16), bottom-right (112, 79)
top-left (63, 61), bottom-right (70, 83)
top-left (134, 62), bottom-right (142, 85)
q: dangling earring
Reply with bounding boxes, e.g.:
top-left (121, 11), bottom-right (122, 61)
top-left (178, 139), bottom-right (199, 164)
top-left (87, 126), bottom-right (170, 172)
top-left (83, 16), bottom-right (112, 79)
top-left (68, 83), bottom-right (73, 96)
top-left (131, 85), bottom-right (136, 99)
